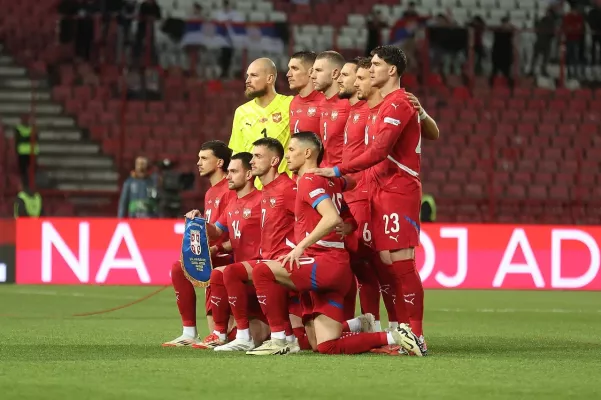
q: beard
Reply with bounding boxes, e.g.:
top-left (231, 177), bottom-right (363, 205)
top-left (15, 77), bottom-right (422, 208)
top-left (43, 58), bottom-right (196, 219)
top-left (245, 86), bottom-right (268, 99)
top-left (338, 88), bottom-right (354, 99)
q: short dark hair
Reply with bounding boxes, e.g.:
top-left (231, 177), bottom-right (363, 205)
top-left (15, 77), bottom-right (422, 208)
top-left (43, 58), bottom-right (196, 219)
top-left (291, 51), bottom-right (317, 67)
top-left (200, 140), bottom-right (232, 172)
top-left (370, 45), bottom-right (407, 78)
top-left (252, 137), bottom-right (285, 161)
top-left (230, 152), bottom-right (253, 171)
top-left (292, 131), bottom-right (324, 165)
top-left (316, 50), bottom-right (346, 69)
top-left (354, 56), bottom-right (372, 70)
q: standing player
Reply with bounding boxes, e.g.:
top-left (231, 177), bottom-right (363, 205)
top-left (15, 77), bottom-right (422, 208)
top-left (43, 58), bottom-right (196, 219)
top-left (246, 132), bottom-right (422, 356)
top-left (229, 57), bottom-right (293, 185)
top-left (337, 57), bottom-right (398, 332)
top-left (287, 51), bottom-right (324, 134)
top-left (311, 51), bottom-right (350, 167)
top-left (312, 46), bottom-right (428, 355)
top-left (186, 152), bottom-right (268, 349)
top-left (163, 140), bottom-right (234, 347)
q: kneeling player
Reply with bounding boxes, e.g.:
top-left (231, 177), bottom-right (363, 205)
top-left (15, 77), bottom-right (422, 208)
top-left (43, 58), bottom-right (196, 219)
top-left (247, 132), bottom-right (422, 356)
top-left (186, 153), bottom-right (269, 349)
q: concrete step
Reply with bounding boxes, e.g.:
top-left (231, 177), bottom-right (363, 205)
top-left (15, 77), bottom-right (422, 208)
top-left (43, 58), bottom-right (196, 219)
top-left (0, 66), bottom-right (26, 76)
top-left (56, 182), bottom-right (119, 192)
top-left (0, 103), bottom-right (62, 114)
top-left (38, 156), bottom-right (113, 169)
top-left (1, 115), bottom-right (75, 128)
top-left (38, 129), bottom-right (82, 141)
top-left (40, 142), bottom-right (100, 155)
top-left (0, 90), bottom-right (51, 101)
top-left (45, 169), bottom-right (119, 182)
top-left (0, 79), bottom-right (47, 90)
top-left (69, 196), bottom-right (115, 206)
top-left (0, 55), bottom-right (13, 65)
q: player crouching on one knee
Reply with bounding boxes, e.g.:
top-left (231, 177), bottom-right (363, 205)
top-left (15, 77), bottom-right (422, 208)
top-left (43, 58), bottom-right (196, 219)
top-left (245, 132), bottom-right (422, 356)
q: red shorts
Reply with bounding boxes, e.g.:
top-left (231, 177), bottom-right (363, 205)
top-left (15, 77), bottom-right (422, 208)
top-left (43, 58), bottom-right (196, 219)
top-left (347, 200), bottom-right (375, 254)
top-left (370, 186), bottom-right (421, 252)
top-left (289, 292), bottom-right (303, 318)
top-left (204, 253), bottom-right (234, 315)
top-left (289, 252), bottom-right (353, 323)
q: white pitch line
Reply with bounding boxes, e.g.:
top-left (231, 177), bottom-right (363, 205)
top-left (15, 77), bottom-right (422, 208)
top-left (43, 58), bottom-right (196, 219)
top-left (433, 308), bottom-right (601, 314)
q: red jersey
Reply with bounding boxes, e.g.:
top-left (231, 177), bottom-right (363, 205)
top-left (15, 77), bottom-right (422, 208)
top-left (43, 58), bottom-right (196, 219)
top-left (215, 189), bottom-right (262, 262)
top-left (290, 90), bottom-right (324, 134)
top-left (342, 100), bottom-right (370, 204)
top-left (204, 178), bottom-right (234, 247)
top-left (260, 174), bottom-right (297, 259)
top-left (319, 95), bottom-right (350, 167)
top-left (295, 173), bottom-right (349, 256)
top-left (338, 89), bottom-right (421, 194)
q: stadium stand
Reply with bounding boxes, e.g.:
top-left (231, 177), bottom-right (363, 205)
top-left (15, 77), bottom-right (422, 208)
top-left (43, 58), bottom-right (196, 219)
top-left (0, 0), bottom-right (600, 222)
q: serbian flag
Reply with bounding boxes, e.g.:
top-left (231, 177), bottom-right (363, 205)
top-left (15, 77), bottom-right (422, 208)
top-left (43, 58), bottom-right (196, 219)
top-left (389, 16), bottom-right (428, 45)
top-left (180, 21), bottom-right (285, 54)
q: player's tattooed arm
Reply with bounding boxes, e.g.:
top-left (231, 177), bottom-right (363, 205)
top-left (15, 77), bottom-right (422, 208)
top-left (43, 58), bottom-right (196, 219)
top-left (406, 92), bottom-right (439, 141)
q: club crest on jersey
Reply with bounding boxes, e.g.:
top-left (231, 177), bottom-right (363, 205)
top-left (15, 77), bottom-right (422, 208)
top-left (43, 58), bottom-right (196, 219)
top-left (331, 111), bottom-right (339, 121)
top-left (308, 107), bottom-right (317, 117)
top-left (353, 114), bottom-right (360, 123)
top-left (214, 199), bottom-right (220, 208)
top-left (243, 208), bottom-right (252, 219)
top-left (328, 180), bottom-right (335, 187)
top-left (190, 230), bottom-right (202, 256)
top-left (371, 115), bottom-right (377, 124)
top-left (208, 199), bottom-right (213, 205)
top-left (272, 112), bottom-right (282, 123)
top-left (270, 198), bottom-right (277, 208)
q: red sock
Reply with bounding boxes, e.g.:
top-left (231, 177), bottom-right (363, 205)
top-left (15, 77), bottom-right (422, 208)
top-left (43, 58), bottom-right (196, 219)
top-left (316, 332), bottom-right (388, 354)
top-left (373, 257), bottom-right (402, 323)
top-left (351, 260), bottom-right (381, 319)
top-left (293, 327), bottom-right (312, 350)
top-left (227, 327), bottom-right (237, 342)
top-left (343, 277), bottom-right (357, 320)
top-left (393, 259), bottom-right (424, 337)
top-left (209, 269), bottom-right (229, 334)
top-left (223, 263), bottom-right (250, 330)
top-left (251, 262), bottom-right (289, 333)
top-left (171, 261), bottom-right (196, 327)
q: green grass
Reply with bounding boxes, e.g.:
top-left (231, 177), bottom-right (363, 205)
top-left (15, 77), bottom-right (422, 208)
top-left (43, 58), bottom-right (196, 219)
top-left (1, 285), bottom-right (600, 399)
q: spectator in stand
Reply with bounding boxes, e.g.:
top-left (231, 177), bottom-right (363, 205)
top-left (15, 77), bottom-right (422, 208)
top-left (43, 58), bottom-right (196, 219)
top-left (191, 2), bottom-right (204, 17)
top-left (588, 0), bottom-right (601, 72)
top-left (468, 15), bottom-right (486, 75)
top-left (75, 0), bottom-right (98, 61)
top-left (134, 0), bottom-right (162, 66)
top-left (489, 16), bottom-right (515, 89)
top-left (58, 0), bottom-right (78, 50)
top-left (212, 0), bottom-right (244, 78)
top-left (403, 1), bottom-right (419, 18)
top-left (365, 10), bottom-right (387, 56)
top-left (428, 12), bottom-right (466, 77)
top-left (118, 156), bottom-right (157, 218)
top-left (14, 181), bottom-right (44, 218)
top-left (563, 4), bottom-right (585, 79)
top-left (116, 0), bottom-right (136, 64)
top-left (101, 0), bottom-right (123, 43)
top-left (529, 8), bottom-right (557, 77)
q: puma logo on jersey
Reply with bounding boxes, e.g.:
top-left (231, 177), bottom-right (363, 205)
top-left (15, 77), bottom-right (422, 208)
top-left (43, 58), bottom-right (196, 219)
top-left (404, 293), bottom-right (415, 305)
top-left (228, 297), bottom-right (237, 307)
top-left (257, 295), bottom-right (267, 305)
top-left (391, 103), bottom-right (399, 109)
top-left (389, 235), bottom-right (399, 242)
top-left (305, 176), bottom-right (313, 181)
top-left (210, 297), bottom-right (221, 306)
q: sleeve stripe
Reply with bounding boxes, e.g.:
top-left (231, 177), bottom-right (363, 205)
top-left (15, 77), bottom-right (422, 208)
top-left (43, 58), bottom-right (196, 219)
top-left (215, 221), bottom-right (228, 232)
top-left (311, 194), bottom-right (330, 209)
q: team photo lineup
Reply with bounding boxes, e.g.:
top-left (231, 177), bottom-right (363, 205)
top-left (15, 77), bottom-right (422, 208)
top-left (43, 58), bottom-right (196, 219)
top-left (164, 45), bottom-right (441, 357)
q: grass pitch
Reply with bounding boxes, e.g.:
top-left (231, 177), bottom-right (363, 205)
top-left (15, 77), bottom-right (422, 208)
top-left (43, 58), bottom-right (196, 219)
top-left (1, 285), bottom-right (600, 400)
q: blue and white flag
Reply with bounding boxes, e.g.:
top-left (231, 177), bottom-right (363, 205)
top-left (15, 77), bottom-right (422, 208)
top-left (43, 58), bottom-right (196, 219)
top-left (180, 217), bottom-right (213, 288)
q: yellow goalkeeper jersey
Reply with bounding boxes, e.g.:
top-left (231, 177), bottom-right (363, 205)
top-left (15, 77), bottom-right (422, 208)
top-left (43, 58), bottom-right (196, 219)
top-left (229, 94), bottom-right (293, 188)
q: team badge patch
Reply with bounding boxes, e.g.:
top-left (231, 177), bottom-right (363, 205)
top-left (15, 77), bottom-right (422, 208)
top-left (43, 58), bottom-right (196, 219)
top-left (214, 199), bottom-right (220, 208)
top-left (331, 111), bottom-right (338, 121)
top-left (353, 114), bottom-right (360, 123)
top-left (270, 198), bottom-right (277, 208)
top-left (243, 208), bottom-right (252, 219)
top-left (181, 217), bottom-right (212, 288)
top-left (272, 112), bottom-right (282, 123)
top-left (308, 107), bottom-right (316, 117)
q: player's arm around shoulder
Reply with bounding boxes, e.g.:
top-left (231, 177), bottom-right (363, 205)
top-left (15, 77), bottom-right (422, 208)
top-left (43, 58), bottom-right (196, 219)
top-left (406, 91), bottom-right (439, 141)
